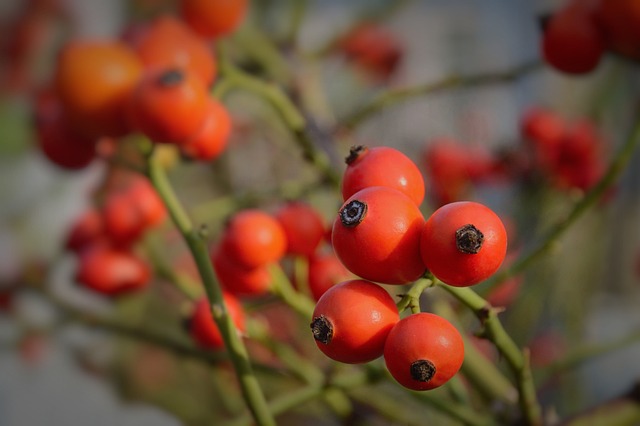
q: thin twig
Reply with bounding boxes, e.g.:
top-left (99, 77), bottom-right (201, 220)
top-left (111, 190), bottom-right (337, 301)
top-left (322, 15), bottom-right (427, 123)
top-left (340, 60), bottom-right (541, 130)
top-left (147, 147), bottom-right (276, 426)
top-left (438, 282), bottom-right (543, 426)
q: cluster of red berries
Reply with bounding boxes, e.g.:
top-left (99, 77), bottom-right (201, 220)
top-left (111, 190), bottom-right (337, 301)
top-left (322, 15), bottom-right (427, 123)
top-left (311, 145), bottom-right (508, 390)
top-left (34, 0), bottom-right (247, 171)
top-left (520, 107), bottom-right (606, 191)
top-left (422, 107), bottom-right (607, 206)
top-left (541, 0), bottom-right (640, 74)
top-left (188, 202), bottom-right (352, 350)
top-left (65, 174), bottom-right (166, 296)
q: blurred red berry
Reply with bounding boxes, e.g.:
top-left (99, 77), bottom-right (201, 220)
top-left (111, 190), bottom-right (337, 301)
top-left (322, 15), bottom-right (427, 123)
top-left (275, 201), bottom-right (326, 258)
top-left (76, 246), bottom-right (150, 296)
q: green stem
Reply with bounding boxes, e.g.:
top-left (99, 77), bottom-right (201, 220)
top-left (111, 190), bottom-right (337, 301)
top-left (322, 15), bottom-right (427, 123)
top-left (216, 43), bottom-right (341, 188)
top-left (227, 370), bottom-right (370, 426)
top-left (432, 298), bottom-right (517, 406)
top-left (142, 235), bottom-right (202, 301)
top-left (395, 277), bottom-right (433, 313)
top-left (269, 263), bottom-right (316, 318)
top-left (438, 283), bottom-right (542, 426)
top-left (340, 60), bottom-right (541, 130)
top-left (147, 148), bottom-right (276, 426)
top-left (481, 111), bottom-right (640, 294)
top-left (283, 0), bottom-right (307, 49)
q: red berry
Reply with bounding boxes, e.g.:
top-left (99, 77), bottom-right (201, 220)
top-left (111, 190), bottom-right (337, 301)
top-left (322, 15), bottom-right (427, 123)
top-left (75, 246), bottom-right (150, 296)
top-left (220, 209), bottom-right (287, 269)
top-left (129, 15), bottom-right (217, 86)
top-left (339, 23), bottom-right (403, 81)
top-left (332, 186), bottom-right (426, 285)
top-left (310, 279), bottom-right (399, 364)
top-left (384, 312), bottom-right (464, 391)
top-left (342, 145), bottom-right (425, 206)
top-left (423, 139), bottom-right (494, 207)
top-left (180, 99), bottom-right (231, 161)
top-left (595, 0), bottom-right (640, 60)
top-left (306, 251), bottom-right (352, 301)
top-left (128, 68), bottom-right (209, 144)
top-left (180, 0), bottom-right (249, 39)
top-left (541, 1), bottom-right (605, 74)
top-left (211, 245), bottom-right (272, 297)
top-left (420, 201), bottom-right (507, 287)
top-left (275, 201), bottom-right (326, 258)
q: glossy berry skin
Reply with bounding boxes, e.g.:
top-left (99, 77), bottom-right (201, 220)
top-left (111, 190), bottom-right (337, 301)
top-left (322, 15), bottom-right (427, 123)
top-left (211, 245), bottom-right (272, 297)
top-left (275, 201), bottom-right (326, 258)
top-left (128, 68), bottom-right (209, 144)
top-left (180, 99), bottom-right (231, 161)
top-left (384, 312), bottom-right (464, 391)
top-left (332, 186), bottom-right (426, 285)
top-left (420, 201), bottom-right (507, 287)
top-left (541, 1), bottom-right (605, 74)
top-left (310, 279), bottom-right (399, 364)
top-left (180, 0), bottom-right (249, 39)
top-left (307, 251), bottom-right (352, 301)
top-left (342, 145), bottom-right (425, 206)
top-left (220, 209), bottom-right (287, 269)
top-left (75, 246), bottom-right (150, 296)
top-left (189, 294), bottom-right (246, 350)
top-left (129, 15), bottom-right (217, 86)
top-left (54, 40), bottom-right (142, 138)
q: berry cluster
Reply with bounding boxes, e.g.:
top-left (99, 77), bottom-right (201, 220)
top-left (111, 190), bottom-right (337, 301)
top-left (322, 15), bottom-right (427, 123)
top-left (422, 107), bottom-right (608, 207)
top-left (189, 202), bottom-right (351, 351)
top-left (66, 174), bottom-right (166, 296)
top-left (541, 0), bottom-right (640, 74)
top-left (34, 0), bottom-right (246, 171)
top-left (312, 145), bottom-right (508, 390)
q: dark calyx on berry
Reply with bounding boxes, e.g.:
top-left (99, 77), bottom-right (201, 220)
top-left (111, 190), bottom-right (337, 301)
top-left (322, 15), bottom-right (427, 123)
top-left (339, 200), bottom-right (367, 227)
top-left (455, 224), bottom-right (484, 254)
top-left (410, 359), bottom-right (436, 382)
top-left (345, 145), bottom-right (368, 165)
top-left (310, 315), bottom-right (333, 344)
top-left (158, 69), bottom-right (184, 86)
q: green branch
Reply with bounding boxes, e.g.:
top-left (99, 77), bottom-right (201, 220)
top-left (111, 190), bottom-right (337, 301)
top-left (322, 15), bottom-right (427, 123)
top-left (395, 277), bottom-right (433, 313)
top-left (215, 44), bottom-right (341, 188)
top-left (438, 282), bottom-right (543, 426)
top-left (147, 148), bottom-right (276, 426)
top-left (340, 60), bottom-right (541, 130)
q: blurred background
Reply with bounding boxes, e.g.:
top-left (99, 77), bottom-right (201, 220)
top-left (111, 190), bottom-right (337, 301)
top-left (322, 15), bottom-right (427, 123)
top-left (1, 0), bottom-right (640, 425)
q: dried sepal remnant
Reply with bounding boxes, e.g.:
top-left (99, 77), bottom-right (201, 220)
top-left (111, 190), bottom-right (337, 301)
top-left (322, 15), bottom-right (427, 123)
top-left (339, 200), bottom-right (367, 227)
top-left (345, 145), bottom-right (368, 165)
top-left (455, 224), bottom-right (484, 254)
top-left (310, 315), bottom-right (333, 344)
top-left (410, 359), bottom-right (436, 382)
